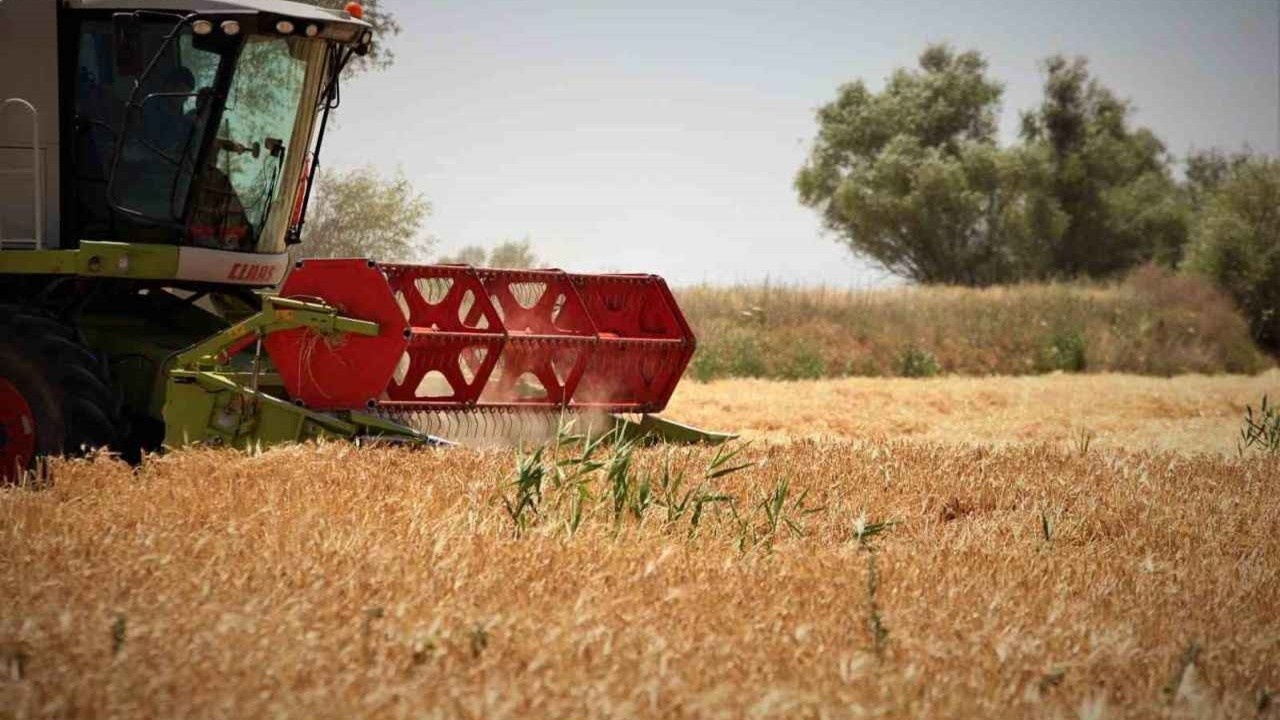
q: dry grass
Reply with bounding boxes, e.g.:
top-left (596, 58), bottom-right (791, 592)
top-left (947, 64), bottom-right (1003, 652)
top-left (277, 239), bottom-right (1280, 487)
top-left (667, 370), bottom-right (1280, 455)
top-left (2, 372), bottom-right (1279, 718)
top-left (1, 434), bottom-right (1278, 718)
top-left (679, 266), bottom-right (1272, 380)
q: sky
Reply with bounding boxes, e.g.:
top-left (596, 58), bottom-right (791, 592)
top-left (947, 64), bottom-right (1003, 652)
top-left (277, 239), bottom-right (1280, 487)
top-left (321, 0), bottom-right (1280, 288)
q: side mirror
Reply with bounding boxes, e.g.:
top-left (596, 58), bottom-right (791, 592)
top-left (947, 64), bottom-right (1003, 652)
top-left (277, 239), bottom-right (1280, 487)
top-left (354, 30), bottom-right (373, 57)
top-left (112, 13), bottom-right (145, 78)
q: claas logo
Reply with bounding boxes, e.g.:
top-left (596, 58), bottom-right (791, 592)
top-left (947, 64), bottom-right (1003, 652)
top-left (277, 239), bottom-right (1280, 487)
top-left (228, 263), bottom-right (276, 282)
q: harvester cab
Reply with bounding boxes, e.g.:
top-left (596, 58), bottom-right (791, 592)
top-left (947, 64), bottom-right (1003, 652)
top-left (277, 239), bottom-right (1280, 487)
top-left (0, 0), bottom-right (726, 481)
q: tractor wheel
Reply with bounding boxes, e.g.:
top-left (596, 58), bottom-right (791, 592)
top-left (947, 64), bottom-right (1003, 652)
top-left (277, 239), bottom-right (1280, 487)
top-left (0, 307), bottom-right (122, 483)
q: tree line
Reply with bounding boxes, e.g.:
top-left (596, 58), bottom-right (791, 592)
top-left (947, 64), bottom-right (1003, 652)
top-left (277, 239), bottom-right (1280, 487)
top-left (796, 44), bottom-right (1279, 351)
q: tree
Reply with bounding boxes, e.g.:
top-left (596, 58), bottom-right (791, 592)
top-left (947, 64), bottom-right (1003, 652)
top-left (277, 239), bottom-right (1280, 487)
top-left (289, 5), bottom-right (415, 261)
top-left (488, 239), bottom-right (539, 269)
top-left (1020, 56), bottom-right (1188, 273)
top-left (1185, 148), bottom-right (1253, 212)
top-left (438, 245), bottom-right (488, 266)
top-left (299, 166), bottom-right (432, 261)
top-left (309, 0), bottom-right (402, 74)
top-left (1185, 157), bottom-right (1280, 351)
top-left (439, 238), bottom-right (541, 269)
top-left (795, 45), bottom-right (1063, 285)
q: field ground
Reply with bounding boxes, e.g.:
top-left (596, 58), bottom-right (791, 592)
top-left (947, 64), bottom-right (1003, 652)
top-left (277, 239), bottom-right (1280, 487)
top-left (1, 373), bottom-right (1278, 718)
top-left (667, 370), bottom-right (1280, 455)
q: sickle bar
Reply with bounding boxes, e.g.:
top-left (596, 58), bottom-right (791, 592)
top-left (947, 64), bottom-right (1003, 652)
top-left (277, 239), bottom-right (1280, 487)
top-left (262, 259), bottom-right (696, 414)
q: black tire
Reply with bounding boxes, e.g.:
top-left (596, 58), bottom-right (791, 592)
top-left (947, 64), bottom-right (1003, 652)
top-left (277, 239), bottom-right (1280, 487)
top-left (0, 306), bottom-right (123, 483)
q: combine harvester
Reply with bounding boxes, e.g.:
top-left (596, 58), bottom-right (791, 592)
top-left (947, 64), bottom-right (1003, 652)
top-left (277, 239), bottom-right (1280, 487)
top-left (0, 0), bottom-right (725, 481)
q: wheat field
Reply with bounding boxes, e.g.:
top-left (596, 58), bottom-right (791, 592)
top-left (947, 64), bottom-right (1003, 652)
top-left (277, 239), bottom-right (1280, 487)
top-left (2, 374), bottom-right (1279, 719)
top-left (667, 370), bottom-right (1280, 454)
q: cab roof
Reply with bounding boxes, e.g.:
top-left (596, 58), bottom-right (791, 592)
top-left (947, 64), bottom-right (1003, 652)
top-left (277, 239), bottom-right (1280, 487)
top-left (64, 0), bottom-right (371, 30)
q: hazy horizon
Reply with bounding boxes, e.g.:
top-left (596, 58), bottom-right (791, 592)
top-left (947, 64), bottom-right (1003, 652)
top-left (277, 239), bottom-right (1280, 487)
top-left (321, 0), bottom-right (1280, 287)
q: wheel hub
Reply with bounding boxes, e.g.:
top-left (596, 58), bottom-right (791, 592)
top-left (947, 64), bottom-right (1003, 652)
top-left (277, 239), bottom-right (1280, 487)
top-left (0, 379), bottom-right (36, 482)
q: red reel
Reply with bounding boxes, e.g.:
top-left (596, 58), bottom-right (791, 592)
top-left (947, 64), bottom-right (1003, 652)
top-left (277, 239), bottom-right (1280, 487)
top-left (263, 259), bottom-right (409, 409)
top-left (264, 259), bottom-right (695, 414)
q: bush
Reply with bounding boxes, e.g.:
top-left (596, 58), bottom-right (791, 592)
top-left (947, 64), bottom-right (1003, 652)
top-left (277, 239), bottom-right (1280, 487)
top-left (781, 342), bottom-right (828, 380)
top-left (1039, 331), bottom-right (1087, 372)
top-left (897, 345), bottom-right (941, 378)
top-left (677, 269), bottom-right (1270, 381)
top-left (689, 327), bottom-right (766, 381)
top-left (1185, 157), bottom-right (1280, 353)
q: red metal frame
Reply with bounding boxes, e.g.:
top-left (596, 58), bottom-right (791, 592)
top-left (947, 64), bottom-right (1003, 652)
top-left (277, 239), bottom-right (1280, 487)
top-left (0, 378), bottom-right (36, 483)
top-left (264, 259), bottom-right (696, 414)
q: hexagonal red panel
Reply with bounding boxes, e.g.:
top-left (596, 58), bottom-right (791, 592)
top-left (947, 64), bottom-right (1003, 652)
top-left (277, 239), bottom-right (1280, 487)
top-left (265, 259), bottom-right (695, 414)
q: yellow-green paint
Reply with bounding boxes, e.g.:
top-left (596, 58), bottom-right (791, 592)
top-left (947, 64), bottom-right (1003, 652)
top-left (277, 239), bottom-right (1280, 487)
top-left (161, 295), bottom-right (437, 449)
top-left (0, 249), bottom-right (78, 274)
top-left (164, 371), bottom-right (361, 449)
top-left (174, 295), bottom-right (380, 370)
top-left (0, 241), bottom-right (180, 279)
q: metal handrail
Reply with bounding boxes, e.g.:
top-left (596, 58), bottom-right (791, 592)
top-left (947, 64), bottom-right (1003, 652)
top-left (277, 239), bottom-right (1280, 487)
top-left (0, 97), bottom-right (43, 250)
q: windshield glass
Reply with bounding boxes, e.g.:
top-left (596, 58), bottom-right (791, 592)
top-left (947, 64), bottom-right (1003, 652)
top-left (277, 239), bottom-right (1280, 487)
top-left (74, 21), bottom-right (327, 254)
top-left (189, 36), bottom-right (325, 254)
top-left (77, 20), bottom-right (229, 239)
